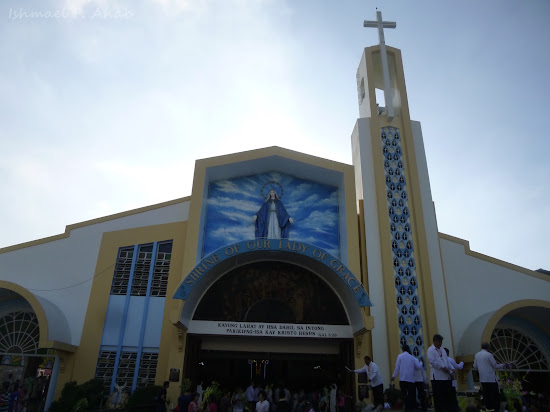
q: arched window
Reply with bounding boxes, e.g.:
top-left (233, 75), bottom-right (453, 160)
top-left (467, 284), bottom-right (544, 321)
top-left (491, 328), bottom-right (549, 370)
top-left (0, 310), bottom-right (40, 354)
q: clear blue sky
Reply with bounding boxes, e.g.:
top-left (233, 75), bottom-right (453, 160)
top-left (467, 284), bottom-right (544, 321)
top-left (1, 0), bottom-right (548, 271)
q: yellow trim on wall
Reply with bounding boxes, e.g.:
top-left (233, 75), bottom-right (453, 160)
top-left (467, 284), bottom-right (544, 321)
top-left (0, 197), bottom-right (190, 254)
top-left (439, 233), bottom-right (550, 281)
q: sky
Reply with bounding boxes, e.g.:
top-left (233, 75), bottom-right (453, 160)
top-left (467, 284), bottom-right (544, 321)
top-left (0, 0), bottom-right (549, 271)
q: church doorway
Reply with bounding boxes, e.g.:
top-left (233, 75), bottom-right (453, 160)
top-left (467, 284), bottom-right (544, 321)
top-left (182, 260), bottom-right (357, 398)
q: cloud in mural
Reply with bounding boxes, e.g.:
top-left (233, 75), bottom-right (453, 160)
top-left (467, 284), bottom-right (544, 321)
top-left (203, 172), bottom-right (340, 256)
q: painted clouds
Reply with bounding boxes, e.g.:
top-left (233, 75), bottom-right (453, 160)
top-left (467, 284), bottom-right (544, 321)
top-left (203, 172), bottom-right (340, 256)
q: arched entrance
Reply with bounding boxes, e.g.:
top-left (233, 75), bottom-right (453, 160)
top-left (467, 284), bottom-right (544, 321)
top-left (183, 260), bottom-right (354, 390)
top-left (0, 289), bottom-right (55, 412)
top-left (479, 301), bottom-right (550, 395)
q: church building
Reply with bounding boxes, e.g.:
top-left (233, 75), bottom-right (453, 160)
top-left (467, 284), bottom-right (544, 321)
top-left (1, 11), bottom-right (549, 409)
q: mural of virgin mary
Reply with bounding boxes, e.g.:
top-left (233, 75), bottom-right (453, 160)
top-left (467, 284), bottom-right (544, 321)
top-left (254, 188), bottom-right (293, 239)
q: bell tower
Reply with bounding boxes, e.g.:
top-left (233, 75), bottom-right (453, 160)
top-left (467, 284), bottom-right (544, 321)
top-left (352, 11), bottom-right (453, 383)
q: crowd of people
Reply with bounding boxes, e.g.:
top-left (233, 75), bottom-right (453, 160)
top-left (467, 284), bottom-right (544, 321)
top-left (0, 373), bottom-right (48, 412)
top-left (164, 336), bottom-right (545, 412)
top-left (174, 382), bottom-right (349, 412)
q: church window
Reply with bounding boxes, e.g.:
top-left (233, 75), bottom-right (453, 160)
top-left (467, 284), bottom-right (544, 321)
top-left (395, 168), bottom-right (401, 175)
top-left (398, 199), bottom-right (404, 207)
top-left (406, 241), bottom-right (412, 249)
top-left (395, 233), bottom-right (401, 241)
top-left (404, 250), bottom-right (410, 258)
top-left (402, 233), bottom-right (408, 241)
top-left (400, 287), bottom-right (406, 296)
top-left (408, 306), bottom-right (415, 315)
top-left (490, 328), bottom-right (549, 370)
top-left (414, 316), bottom-right (420, 325)
top-left (399, 316), bottom-right (405, 325)
top-left (386, 176), bottom-right (391, 183)
top-left (392, 241), bottom-right (398, 249)
top-left (412, 296), bottom-right (418, 306)
top-left (393, 258), bottom-right (399, 267)
top-left (403, 326), bottom-right (409, 335)
top-left (384, 160), bottom-right (390, 168)
top-left (400, 336), bottom-right (406, 346)
top-left (392, 140), bottom-right (398, 147)
top-left (397, 184), bottom-right (402, 191)
top-left (150, 241), bottom-right (173, 297)
top-left (395, 277), bottom-right (401, 286)
top-left (387, 154), bottom-right (393, 161)
top-left (389, 207), bottom-right (394, 215)
top-left (398, 268), bottom-right (404, 276)
top-left (395, 132), bottom-right (400, 140)
top-left (393, 153), bottom-right (399, 160)
top-left (390, 224), bottom-right (396, 232)
top-left (383, 147), bottom-right (388, 154)
top-left (400, 216), bottom-right (407, 224)
top-left (399, 176), bottom-right (405, 184)
top-left (405, 223), bottom-right (411, 232)
top-left (392, 199), bottom-right (398, 207)
top-left (398, 161), bottom-right (403, 169)
top-left (401, 191), bottom-right (408, 199)
top-left (401, 305), bottom-right (408, 315)
top-left (397, 296), bottom-right (403, 305)
top-left (111, 247), bottom-right (135, 295)
top-left (413, 347), bottom-right (420, 357)
top-left (410, 278), bottom-right (417, 286)
top-left (137, 352), bottom-right (159, 388)
top-left (396, 147), bottom-right (402, 154)
top-left (406, 268), bottom-right (412, 276)
top-left (131, 244), bottom-right (154, 296)
top-left (385, 139), bottom-right (391, 146)
top-left (95, 351), bottom-right (117, 394)
top-left (416, 337), bottom-right (423, 346)
top-left (411, 326), bottom-right (417, 335)
top-left (397, 251), bottom-right (402, 259)
top-left (407, 288), bottom-right (414, 297)
top-left (387, 191), bottom-right (393, 199)
top-left (111, 240), bottom-right (173, 297)
top-left (390, 183), bottom-right (396, 191)
top-left (0, 311), bottom-right (40, 355)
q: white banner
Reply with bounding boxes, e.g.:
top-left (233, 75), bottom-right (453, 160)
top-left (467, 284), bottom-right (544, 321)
top-left (188, 321), bottom-right (353, 338)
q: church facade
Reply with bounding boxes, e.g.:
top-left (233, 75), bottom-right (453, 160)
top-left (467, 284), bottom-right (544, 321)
top-left (1, 26), bottom-right (549, 408)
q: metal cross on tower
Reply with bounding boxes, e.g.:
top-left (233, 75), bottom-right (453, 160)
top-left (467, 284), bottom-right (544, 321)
top-left (364, 11), bottom-right (396, 120)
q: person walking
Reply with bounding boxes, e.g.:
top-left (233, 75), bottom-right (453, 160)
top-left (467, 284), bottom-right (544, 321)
top-left (348, 356), bottom-right (384, 410)
top-left (444, 348), bottom-right (464, 412)
top-left (427, 334), bottom-right (453, 412)
top-left (474, 342), bottom-right (507, 412)
top-left (390, 345), bottom-right (422, 412)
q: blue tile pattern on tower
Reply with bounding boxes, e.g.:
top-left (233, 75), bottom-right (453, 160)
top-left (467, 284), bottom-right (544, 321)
top-left (380, 126), bottom-right (425, 364)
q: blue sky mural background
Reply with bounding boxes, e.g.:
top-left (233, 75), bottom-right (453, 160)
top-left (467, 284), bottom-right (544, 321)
top-left (203, 172), bottom-right (340, 257)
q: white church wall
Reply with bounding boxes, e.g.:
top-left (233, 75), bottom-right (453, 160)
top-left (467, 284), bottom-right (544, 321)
top-left (410, 121), bottom-right (454, 352)
top-left (0, 201), bottom-right (189, 346)
top-left (439, 236), bottom-right (550, 356)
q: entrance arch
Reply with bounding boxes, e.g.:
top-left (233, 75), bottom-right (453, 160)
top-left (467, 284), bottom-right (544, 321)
top-left (174, 240), bottom-right (371, 333)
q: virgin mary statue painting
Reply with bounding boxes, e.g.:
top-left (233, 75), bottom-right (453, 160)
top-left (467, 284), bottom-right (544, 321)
top-left (254, 188), bottom-right (293, 239)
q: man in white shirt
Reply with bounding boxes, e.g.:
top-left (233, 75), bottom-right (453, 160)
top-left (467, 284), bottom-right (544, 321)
top-left (444, 347), bottom-right (464, 412)
top-left (474, 342), bottom-right (507, 412)
top-left (414, 358), bottom-right (428, 411)
top-left (246, 381), bottom-right (256, 411)
top-left (349, 356), bottom-right (384, 409)
top-left (427, 334), bottom-right (453, 412)
top-left (390, 344), bottom-right (422, 412)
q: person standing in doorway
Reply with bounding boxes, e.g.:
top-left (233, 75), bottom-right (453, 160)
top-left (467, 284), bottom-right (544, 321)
top-left (348, 356), bottom-right (384, 410)
top-left (427, 334), bottom-right (453, 412)
top-left (474, 342), bottom-right (507, 412)
top-left (390, 345), bottom-right (422, 412)
top-left (246, 381), bottom-right (256, 412)
top-left (256, 391), bottom-right (269, 412)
